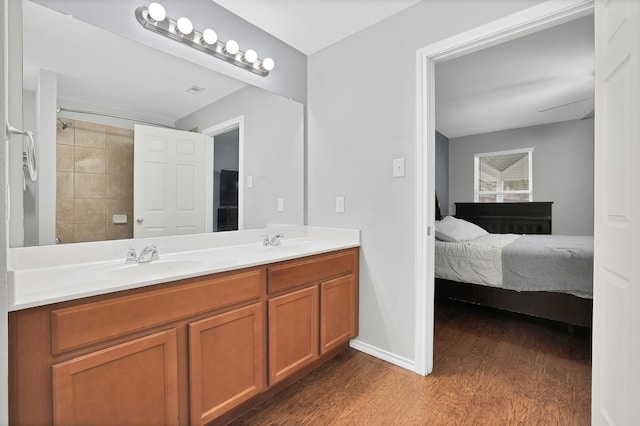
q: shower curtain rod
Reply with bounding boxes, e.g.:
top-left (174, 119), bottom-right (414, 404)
top-left (56, 106), bottom-right (174, 129)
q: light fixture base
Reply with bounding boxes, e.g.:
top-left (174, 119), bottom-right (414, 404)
top-left (135, 6), bottom-right (273, 77)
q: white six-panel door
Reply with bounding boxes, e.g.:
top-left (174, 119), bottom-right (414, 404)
top-left (133, 125), bottom-right (209, 239)
top-left (593, 0), bottom-right (640, 423)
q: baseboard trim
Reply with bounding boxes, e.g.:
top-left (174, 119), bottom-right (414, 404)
top-left (349, 339), bottom-right (416, 372)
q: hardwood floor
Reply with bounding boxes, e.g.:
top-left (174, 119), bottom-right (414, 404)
top-left (230, 300), bottom-right (592, 425)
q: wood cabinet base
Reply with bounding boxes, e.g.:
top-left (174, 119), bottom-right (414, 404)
top-left (9, 248), bottom-right (358, 426)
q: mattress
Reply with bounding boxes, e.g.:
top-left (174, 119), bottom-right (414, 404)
top-left (435, 234), bottom-right (521, 287)
top-left (435, 234), bottom-right (594, 298)
top-left (502, 235), bottom-right (593, 297)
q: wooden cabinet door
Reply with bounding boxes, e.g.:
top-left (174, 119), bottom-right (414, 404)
top-left (52, 329), bottom-right (179, 426)
top-left (268, 286), bottom-right (319, 385)
top-left (188, 302), bottom-right (264, 426)
top-left (320, 275), bottom-right (356, 354)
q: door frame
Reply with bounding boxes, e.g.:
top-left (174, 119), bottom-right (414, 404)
top-left (413, 0), bottom-right (594, 376)
top-left (202, 116), bottom-right (245, 231)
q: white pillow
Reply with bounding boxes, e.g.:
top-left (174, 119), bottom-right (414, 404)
top-left (435, 216), bottom-right (488, 242)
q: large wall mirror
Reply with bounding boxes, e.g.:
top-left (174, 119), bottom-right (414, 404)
top-left (17, 0), bottom-right (304, 247)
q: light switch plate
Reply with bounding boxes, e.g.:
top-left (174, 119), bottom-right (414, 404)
top-left (336, 196), bottom-right (345, 213)
top-left (277, 198), bottom-right (284, 212)
top-left (247, 175), bottom-right (253, 188)
top-left (393, 158), bottom-right (405, 177)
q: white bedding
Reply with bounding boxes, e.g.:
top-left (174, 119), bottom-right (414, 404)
top-left (435, 233), bottom-right (521, 287)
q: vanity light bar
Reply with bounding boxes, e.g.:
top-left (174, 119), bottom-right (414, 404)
top-left (135, 3), bottom-right (275, 77)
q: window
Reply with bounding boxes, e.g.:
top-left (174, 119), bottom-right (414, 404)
top-left (474, 148), bottom-right (533, 202)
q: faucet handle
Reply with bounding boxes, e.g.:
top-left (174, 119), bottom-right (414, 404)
top-left (271, 233), bottom-right (284, 246)
top-left (126, 247), bottom-right (138, 264)
top-left (262, 233), bottom-right (285, 246)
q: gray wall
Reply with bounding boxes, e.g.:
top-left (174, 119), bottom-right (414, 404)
top-left (177, 85), bottom-right (304, 229)
top-left (435, 131), bottom-right (449, 217)
top-left (307, 0), bottom-right (542, 363)
top-left (448, 119), bottom-right (594, 235)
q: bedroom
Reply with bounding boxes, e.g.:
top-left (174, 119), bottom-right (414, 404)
top-left (436, 14), bottom-right (594, 235)
top-left (433, 12), bottom-right (594, 319)
top-left (429, 9), bottom-right (594, 416)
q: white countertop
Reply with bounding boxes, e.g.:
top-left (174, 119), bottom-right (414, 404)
top-left (8, 226), bottom-right (360, 311)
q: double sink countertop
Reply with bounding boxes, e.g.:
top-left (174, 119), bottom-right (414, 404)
top-left (7, 226), bottom-right (360, 311)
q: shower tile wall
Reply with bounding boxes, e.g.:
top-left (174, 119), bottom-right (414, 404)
top-left (56, 119), bottom-right (134, 243)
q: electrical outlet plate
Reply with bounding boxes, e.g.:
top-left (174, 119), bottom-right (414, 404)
top-left (336, 196), bottom-right (345, 213)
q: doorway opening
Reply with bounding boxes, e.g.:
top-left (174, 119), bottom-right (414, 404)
top-left (213, 128), bottom-right (239, 231)
top-left (203, 116), bottom-right (245, 232)
top-left (414, 1), bottom-right (594, 376)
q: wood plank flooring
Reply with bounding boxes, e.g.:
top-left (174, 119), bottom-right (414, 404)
top-left (230, 300), bottom-right (591, 425)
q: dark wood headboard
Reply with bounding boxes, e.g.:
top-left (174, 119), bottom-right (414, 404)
top-left (454, 202), bottom-right (553, 235)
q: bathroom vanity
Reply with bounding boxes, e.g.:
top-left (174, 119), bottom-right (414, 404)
top-left (8, 227), bottom-right (359, 425)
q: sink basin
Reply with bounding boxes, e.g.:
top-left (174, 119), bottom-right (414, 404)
top-left (91, 259), bottom-right (207, 280)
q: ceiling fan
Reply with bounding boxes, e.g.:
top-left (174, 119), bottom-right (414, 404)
top-left (538, 97), bottom-right (594, 119)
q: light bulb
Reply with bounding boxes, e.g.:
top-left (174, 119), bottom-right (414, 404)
top-left (225, 40), bottom-right (239, 55)
top-left (262, 57), bottom-right (275, 71)
top-left (176, 17), bottom-right (193, 35)
top-left (201, 29), bottom-right (217, 45)
top-left (244, 49), bottom-right (258, 64)
top-left (147, 2), bottom-right (166, 22)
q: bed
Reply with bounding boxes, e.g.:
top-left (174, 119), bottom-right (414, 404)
top-left (435, 202), bottom-right (593, 327)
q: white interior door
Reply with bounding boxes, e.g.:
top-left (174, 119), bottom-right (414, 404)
top-left (592, 0), bottom-right (640, 423)
top-left (133, 125), bottom-right (209, 238)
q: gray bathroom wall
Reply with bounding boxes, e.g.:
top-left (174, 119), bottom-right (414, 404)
top-left (177, 85), bottom-right (304, 230)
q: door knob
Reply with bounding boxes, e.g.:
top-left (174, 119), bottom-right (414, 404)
top-left (136, 217), bottom-right (144, 224)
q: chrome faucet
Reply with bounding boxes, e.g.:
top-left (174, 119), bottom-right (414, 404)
top-left (137, 245), bottom-right (160, 263)
top-left (262, 233), bottom-right (285, 246)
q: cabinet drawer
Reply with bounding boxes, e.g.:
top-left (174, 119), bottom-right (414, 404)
top-left (267, 250), bottom-right (355, 294)
top-left (51, 269), bottom-right (263, 354)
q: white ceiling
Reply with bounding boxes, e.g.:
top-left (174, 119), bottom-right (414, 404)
top-left (212, 1), bottom-right (594, 139)
top-left (211, 0), bottom-right (423, 55)
top-left (435, 14), bottom-right (594, 139)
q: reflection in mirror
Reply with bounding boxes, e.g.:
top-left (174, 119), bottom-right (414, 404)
top-left (19, 0), bottom-right (304, 247)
